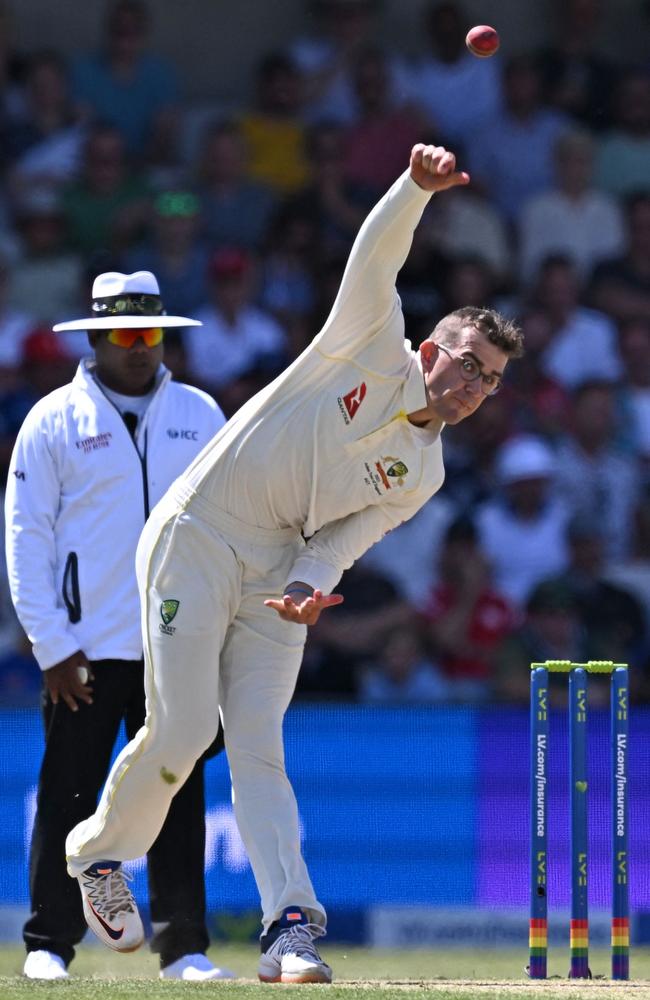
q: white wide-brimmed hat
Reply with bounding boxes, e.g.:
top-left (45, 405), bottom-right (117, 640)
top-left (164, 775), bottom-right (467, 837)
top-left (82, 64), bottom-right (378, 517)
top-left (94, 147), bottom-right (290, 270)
top-left (53, 271), bottom-right (202, 331)
top-left (496, 434), bottom-right (557, 485)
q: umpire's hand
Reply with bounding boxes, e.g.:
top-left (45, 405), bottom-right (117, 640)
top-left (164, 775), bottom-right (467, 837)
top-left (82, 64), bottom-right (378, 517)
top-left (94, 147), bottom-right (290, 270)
top-left (45, 650), bottom-right (94, 712)
top-left (409, 143), bottom-right (470, 194)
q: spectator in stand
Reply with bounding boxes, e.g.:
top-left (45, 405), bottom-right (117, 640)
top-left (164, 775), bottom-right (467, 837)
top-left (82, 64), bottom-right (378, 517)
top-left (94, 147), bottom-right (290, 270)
top-left (124, 190), bottom-right (209, 318)
top-left (540, 514), bottom-right (647, 671)
top-left (606, 485), bottom-right (650, 652)
top-left (437, 255), bottom-right (499, 319)
top-left (61, 124), bottom-right (151, 255)
top-left (358, 491), bottom-right (457, 605)
top-left (405, 0), bottom-right (502, 144)
top-left (589, 192), bottom-right (650, 325)
top-left (595, 70), bottom-right (650, 199)
top-left (0, 328), bottom-right (74, 480)
top-left (493, 579), bottom-right (584, 704)
top-left (359, 624), bottom-right (451, 703)
top-left (537, 0), bottom-right (618, 131)
top-left (17, 327), bottom-right (76, 404)
top-left (290, 0), bottom-right (407, 126)
top-left (424, 178), bottom-right (512, 286)
top-left (299, 562), bottom-right (417, 698)
top-left (239, 51), bottom-right (309, 195)
top-left (8, 188), bottom-right (82, 326)
top-left (258, 202), bottom-right (318, 359)
top-left (193, 119), bottom-right (277, 253)
top-left (341, 46), bottom-right (427, 196)
top-left (440, 386), bottom-right (515, 510)
top-left (418, 515), bottom-right (515, 701)
top-left (527, 254), bottom-right (622, 389)
top-left (184, 247), bottom-right (288, 414)
top-left (616, 317), bottom-right (650, 467)
top-left (0, 254), bottom-right (35, 372)
top-left (286, 120), bottom-right (376, 259)
top-left (5, 50), bottom-right (86, 197)
top-left (466, 54), bottom-right (569, 222)
top-left (476, 435), bottom-right (570, 609)
top-left (70, 0), bottom-right (179, 165)
top-left (0, 1), bottom-right (29, 176)
top-left (518, 128), bottom-right (625, 284)
top-left (505, 309), bottom-right (570, 442)
top-left (392, 220), bottom-right (447, 346)
top-left (554, 379), bottom-right (640, 562)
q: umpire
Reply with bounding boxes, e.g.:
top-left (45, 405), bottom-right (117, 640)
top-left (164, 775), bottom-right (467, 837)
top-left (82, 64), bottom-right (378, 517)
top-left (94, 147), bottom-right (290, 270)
top-left (5, 270), bottom-right (232, 981)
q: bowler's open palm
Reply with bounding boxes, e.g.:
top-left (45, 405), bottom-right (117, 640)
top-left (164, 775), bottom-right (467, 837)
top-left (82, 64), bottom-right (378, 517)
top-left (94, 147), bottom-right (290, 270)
top-left (265, 588), bottom-right (344, 625)
top-left (410, 143), bottom-right (470, 193)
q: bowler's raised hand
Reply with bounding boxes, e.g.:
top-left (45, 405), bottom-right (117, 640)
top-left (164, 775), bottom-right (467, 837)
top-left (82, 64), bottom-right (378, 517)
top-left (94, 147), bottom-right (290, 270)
top-left (410, 143), bottom-right (470, 193)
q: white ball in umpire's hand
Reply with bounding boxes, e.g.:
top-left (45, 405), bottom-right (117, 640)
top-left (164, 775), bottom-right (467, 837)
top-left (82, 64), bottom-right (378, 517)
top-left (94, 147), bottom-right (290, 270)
top-left (77, 666), bottom-right (88, 684)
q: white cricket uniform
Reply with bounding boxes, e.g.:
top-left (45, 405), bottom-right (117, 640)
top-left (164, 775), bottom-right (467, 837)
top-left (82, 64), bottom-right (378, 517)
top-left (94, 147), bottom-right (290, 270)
top-left (66, 170), bottom-right (446, 932)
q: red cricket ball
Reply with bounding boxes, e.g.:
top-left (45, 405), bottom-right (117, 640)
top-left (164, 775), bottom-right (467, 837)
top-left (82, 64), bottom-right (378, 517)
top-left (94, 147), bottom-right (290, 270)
top-left (465, 24), bottom-right (500, 58)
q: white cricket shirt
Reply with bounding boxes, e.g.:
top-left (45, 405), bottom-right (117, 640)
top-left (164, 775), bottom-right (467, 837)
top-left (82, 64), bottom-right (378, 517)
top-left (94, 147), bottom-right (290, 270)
top-left (182, 169), bottom-right (446, 594)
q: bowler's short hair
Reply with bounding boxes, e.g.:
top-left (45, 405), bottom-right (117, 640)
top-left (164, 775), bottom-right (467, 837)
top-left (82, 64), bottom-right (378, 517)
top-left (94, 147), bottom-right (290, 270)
top-left (432, 306), bottom-right (524, 358)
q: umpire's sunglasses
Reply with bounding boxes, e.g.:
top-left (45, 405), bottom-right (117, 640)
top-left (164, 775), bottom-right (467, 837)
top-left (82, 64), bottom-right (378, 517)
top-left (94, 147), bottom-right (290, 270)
top-left (106, 328), bottom-right (164, 348)
top-left (92, 294), bottom-right (165, 317)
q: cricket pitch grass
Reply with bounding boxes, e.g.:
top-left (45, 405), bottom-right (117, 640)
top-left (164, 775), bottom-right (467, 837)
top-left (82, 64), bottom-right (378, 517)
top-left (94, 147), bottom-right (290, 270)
top-left (0, 946), bottom-right (649, 1000)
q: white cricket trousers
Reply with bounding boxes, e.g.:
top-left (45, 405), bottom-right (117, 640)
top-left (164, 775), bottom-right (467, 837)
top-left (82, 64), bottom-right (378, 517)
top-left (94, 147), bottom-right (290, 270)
top-left (66, 485), bottom-right (326, 933)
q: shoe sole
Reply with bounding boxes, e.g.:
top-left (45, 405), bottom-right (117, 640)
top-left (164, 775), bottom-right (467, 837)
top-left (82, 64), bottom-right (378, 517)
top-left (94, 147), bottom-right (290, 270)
top-left (281, 971), bottom-right (333, 984)
top-left (87, 927), bottom-right (143, 953)
top-left (258, 970), bottom-right (332, 985)
top-left (82, 903), bottom-right (143, 952)
top-left (83, 910), bottom-right (143, 952)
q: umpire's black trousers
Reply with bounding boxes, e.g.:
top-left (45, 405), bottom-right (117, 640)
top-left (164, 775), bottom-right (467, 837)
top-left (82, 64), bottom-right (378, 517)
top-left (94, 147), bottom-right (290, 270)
top-left (24, 658), bottom-right (224, 969)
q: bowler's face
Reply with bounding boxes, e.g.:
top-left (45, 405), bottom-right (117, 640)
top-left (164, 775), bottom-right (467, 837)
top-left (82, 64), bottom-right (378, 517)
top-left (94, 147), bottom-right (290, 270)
top-left (420, 327), bottom-right (508, 425)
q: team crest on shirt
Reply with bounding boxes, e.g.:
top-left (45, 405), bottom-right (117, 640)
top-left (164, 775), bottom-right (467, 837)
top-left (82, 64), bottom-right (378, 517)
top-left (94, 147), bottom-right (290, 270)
top-left (159, 599), bottom-right (180, 635)
top-left (364, 456), bottom-right (409, 495)
top-left (337, 382), bottom-right (367, 424)
top-left (386, 460), bottom-right (408, 482)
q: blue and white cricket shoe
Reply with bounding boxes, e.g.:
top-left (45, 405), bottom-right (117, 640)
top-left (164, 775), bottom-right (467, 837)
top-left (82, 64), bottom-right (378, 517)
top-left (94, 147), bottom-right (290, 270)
top-left (259, 906), bottom-right (332, 984)
top-left (77, 861), bottom-right (144, 952)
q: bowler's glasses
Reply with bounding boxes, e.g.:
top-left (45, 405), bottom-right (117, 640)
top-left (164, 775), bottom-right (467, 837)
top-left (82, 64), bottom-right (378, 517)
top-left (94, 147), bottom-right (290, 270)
top-left (106, 328), bottom-right (164, 349)
top-left (93, 294), bottom-right (164, 316)
top-left (436, 342), bottom-right (502, 396)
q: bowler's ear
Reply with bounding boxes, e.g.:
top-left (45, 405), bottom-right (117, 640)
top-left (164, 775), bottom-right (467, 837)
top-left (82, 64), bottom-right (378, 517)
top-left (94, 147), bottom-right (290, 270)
top-left (419, 338), bottom-right (438, 373)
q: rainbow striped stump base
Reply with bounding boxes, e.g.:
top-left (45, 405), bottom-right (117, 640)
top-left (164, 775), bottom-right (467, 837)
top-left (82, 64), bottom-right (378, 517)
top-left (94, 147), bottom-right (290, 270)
top-left (569, 919), bottom-right (590, 978)
top-left (528, 919), bottom-right (547, 978)
top-left (612, 918), bottom-right (630, 980)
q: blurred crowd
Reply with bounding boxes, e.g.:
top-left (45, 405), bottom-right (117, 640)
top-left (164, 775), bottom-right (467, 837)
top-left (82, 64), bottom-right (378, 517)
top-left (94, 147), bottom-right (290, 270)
top-left (1, 0), bottom-right (650, 706)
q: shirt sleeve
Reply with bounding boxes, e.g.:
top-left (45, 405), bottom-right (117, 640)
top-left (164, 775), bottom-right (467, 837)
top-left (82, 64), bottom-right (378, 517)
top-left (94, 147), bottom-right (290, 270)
top-left (286, 492), bottom-right (430, 595)
top-left (313, 169), bottom-right (433, 359)
top-left (4, 408), bottom-right (80, 670)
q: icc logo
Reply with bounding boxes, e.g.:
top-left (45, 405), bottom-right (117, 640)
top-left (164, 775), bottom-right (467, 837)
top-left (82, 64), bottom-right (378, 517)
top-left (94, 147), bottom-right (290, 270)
top-left (167, 428), bottom-right (198, 440)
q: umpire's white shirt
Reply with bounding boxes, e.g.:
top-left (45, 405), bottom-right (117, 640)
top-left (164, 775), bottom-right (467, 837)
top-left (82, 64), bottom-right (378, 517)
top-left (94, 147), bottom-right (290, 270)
top-left (5, 360), bottom-right (224, 670)
top-left (182, 169), bottom-right (445, 594)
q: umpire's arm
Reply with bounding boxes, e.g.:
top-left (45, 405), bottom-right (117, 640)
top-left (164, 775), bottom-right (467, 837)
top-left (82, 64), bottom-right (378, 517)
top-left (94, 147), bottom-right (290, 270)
top-left (5, 406), bottom-right (81, 672)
